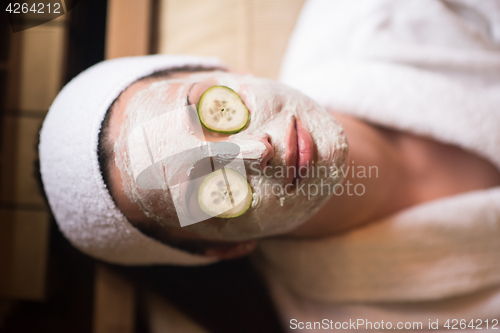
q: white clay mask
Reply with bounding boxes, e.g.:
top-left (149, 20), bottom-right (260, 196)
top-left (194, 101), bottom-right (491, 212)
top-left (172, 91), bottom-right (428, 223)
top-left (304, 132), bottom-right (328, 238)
top-left (114, 71), bottom-right (348, 242)
top-left (115, 79), bottom-right (253, 227)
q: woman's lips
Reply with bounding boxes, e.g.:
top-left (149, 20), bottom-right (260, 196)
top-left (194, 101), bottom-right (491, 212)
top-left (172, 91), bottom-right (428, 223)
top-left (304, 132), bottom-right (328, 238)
top-left (296, 119), bottom-right (314, 172)
top-left (285, 117), bottom-right (314, 184)
top-left (285, 118), bottom-right (297, 181)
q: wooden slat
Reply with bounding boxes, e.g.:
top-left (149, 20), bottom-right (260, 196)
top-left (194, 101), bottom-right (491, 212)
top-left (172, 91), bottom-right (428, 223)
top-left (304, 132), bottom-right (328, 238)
top-left (158, 0), bottom-right (250, 71)
top-left (157, 0), bottom-right (304, 78)
top-left (0, 115), bottom-right (46, 207)
top-left (249, 0), bottom-right (305, 79)
top-left (105, 0), bottom-right (152, 59)
top-left (93, 264), bottom-right (135, 333)
top-left (0, 11), bottom-right (61, 305)
top-left (0, 209), bottom-right (50, 300)
top-left (4, 27), bottom-right (22, 113)
top-left (18, 25), bottom-right (65, 114)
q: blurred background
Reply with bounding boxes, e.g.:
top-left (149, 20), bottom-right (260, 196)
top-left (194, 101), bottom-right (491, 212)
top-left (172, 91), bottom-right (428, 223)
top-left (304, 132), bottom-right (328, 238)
top-left (0, 0), bottom-right (305, 331)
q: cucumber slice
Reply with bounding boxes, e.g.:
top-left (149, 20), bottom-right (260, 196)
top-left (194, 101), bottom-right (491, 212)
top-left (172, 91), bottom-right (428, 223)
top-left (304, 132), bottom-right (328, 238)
top-left (198, 168), bottom-right (252, 219)
top-left (197, 86), bottom-right (249, 134)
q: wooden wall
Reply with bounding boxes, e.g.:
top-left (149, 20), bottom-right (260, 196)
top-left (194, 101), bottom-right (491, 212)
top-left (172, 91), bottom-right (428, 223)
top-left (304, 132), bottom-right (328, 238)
top-left (105, 0), bottom-right (305, 79)
top-left (158, 0), bottom-right (305, 80)
top-left (0, 13), bottom-right (66, 301)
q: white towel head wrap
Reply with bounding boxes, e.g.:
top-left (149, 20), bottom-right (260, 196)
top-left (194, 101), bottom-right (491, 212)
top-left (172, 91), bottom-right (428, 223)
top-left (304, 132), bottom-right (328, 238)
top-left (39, 55), bottom-right (225, 265)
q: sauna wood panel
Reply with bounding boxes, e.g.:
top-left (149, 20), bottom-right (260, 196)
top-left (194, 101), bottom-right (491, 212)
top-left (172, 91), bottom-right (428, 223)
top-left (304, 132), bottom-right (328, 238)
top-left (18, 25), bottom-right (65, 114)
top-left (159, 0), bottom-right (250, 71)
top-left (158, 0), bottom-right (304, 79)
top-left (3, 25), bottom-right (21, 113)
top-left (93, 265), bottom-right (135, 333)
top-left (105, 0), bottom-right (152, 59)
top-left (0, 209), bottom-right (50, 300)
top-left (0, 116), bottom-right (45, 207)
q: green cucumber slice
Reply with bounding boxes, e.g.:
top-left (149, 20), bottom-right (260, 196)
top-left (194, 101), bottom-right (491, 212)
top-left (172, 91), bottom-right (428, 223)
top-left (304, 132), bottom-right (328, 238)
top-left (197, 86), bottom-right (249, 134)
top-left (198, 168), bottom-right (252, 219)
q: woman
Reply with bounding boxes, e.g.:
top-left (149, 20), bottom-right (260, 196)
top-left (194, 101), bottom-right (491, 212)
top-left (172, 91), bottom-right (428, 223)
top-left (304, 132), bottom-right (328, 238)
top-left (40, 0), bottom-right (500, 330)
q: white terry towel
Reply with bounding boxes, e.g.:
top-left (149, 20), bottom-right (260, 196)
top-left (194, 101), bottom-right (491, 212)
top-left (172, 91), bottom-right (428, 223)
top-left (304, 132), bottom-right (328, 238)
top-left (40, 55), bottom-right (224, 265)
top-left (255, 0), bottom-right (500, 329)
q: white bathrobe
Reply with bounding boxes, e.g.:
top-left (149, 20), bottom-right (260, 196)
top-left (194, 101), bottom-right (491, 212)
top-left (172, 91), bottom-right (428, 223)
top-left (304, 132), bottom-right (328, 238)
top-left (254, 0), bottom-right (500, 331)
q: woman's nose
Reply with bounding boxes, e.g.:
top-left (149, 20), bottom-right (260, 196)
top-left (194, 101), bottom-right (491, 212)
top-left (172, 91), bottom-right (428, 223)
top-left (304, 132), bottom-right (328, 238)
top-left (227, 133), bottom-right (274, 169)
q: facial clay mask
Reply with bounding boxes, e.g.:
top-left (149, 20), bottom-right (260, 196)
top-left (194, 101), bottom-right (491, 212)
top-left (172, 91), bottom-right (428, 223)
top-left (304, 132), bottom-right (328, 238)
top-left (115, 82), bottom-right (251, 227)
top-left (114, 72), bottom-right (348, 242)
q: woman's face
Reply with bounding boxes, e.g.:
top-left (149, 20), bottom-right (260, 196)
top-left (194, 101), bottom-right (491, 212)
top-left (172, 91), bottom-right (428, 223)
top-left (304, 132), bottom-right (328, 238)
top-left (109, 70), bottom-right (348, 242)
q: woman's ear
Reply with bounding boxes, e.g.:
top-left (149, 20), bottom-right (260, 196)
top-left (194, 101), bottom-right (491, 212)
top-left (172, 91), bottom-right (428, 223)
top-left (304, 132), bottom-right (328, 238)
top-left (204, 240), bottom-right (258, 260)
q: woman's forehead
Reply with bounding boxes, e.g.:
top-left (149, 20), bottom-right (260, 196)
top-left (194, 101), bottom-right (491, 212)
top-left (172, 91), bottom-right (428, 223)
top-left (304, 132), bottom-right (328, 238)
top-left (109, 70), bottom-right (234, 144)
top-left (108, 72), bottom-right (195, 145)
